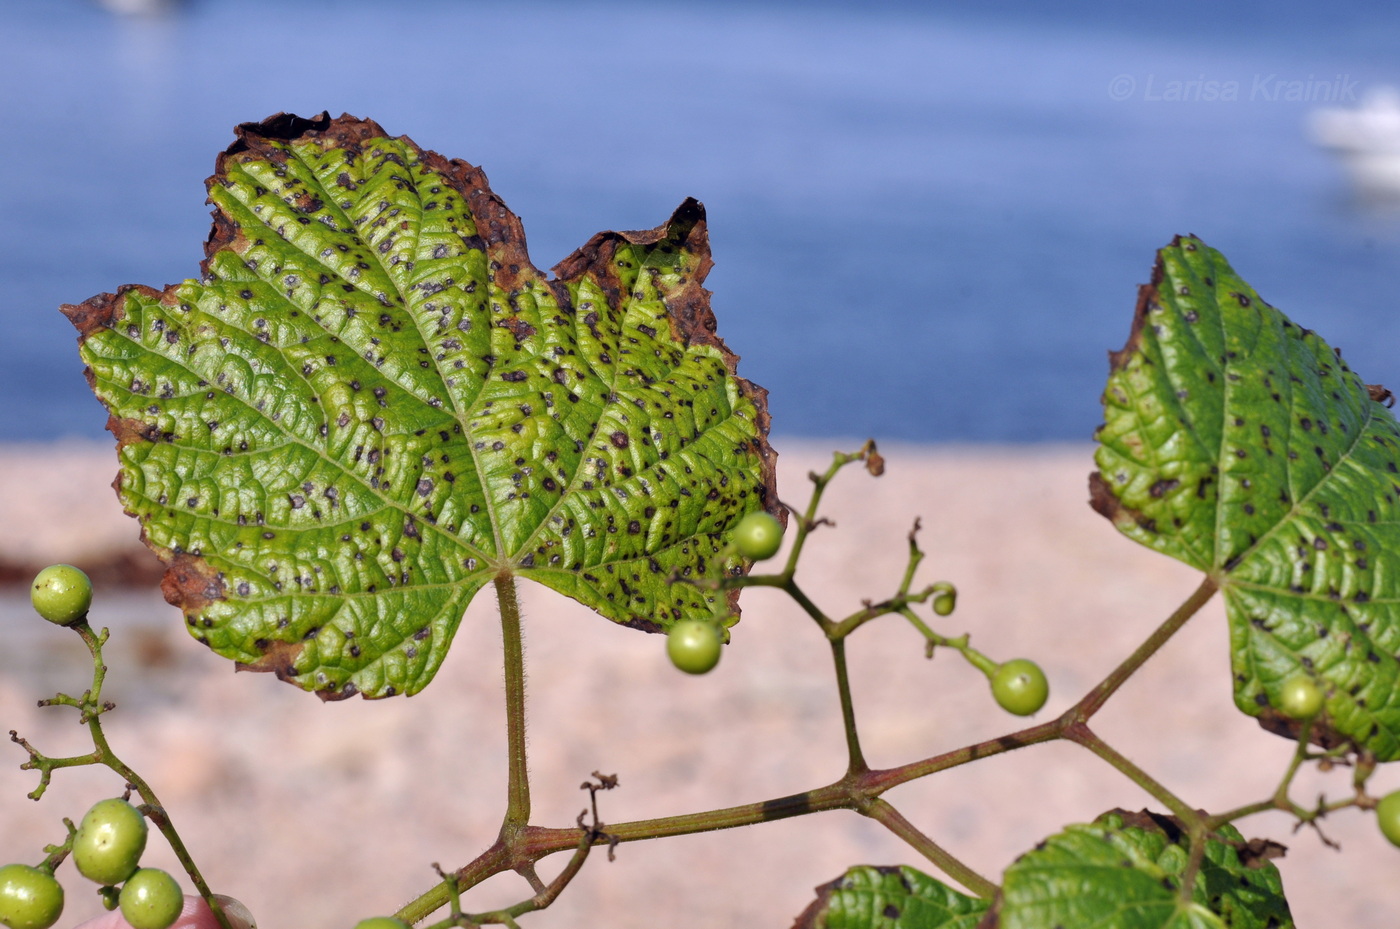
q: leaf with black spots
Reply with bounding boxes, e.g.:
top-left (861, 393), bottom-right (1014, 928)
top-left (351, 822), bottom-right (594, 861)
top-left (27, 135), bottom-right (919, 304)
top-left (63, 113), bottom-right (777, 699)
top-left (792, 865), bottom-right (989, 929)
top-left (1093, 236), bottom-right (1400, 759)
top-left (985, 810), bottom-right (1292, 929)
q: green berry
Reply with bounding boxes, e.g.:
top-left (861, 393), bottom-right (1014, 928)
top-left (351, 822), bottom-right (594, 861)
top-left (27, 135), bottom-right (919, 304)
top-left (353, 919), bottom-right (412, 929)
top-left (1377, 790), bottom-right (1400, 848)
top-left (931, 584), bottom-right (956, 617)
top-left (118, 868), bottom-right (183, 929)
top-left (0, 863), bottom-right (63, 929)
top-left (74, 797), bottom-right (148, 885)
top-left (30, 564), bottom-right (92, 626)
top-left (733, 511), bottom-right (783, 561)
top-left (1277, 675), bottom-right (1325, 720)
top-left (667, 620), bottom-right (722, 675)
top-left (991, 659), bottom-right (1049, 716)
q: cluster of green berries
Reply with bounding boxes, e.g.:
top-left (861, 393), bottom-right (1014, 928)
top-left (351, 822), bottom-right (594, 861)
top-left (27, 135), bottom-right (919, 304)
top-left (1271, 673), bottom-right (1400, 850)
top-left (3, 571), bottom-right (185, 929)
top-left (0, 798), bottom-right (183, 929)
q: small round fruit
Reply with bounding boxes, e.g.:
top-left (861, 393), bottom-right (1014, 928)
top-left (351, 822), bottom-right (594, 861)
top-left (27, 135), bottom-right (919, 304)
top-left (30, 564), bottom-right (92, 626)
top-left (667, 620), bottom-right (722, 675)
top-left (353, 919), bottom-right (411, 929)
top-left (74, 797), bottom-right (148, 885)
top-left (118, 868), bottom-right (182, 929)
top-left (1277, 675), bottom-right (1325, 720)
top-left (0, 863), bottom-right (64, 929)
top-left (991, 659), bottom-right (1049, 716)
top-left (733, 511), bottom-right (783, 561)
top-left (931, 584), bottom-right (956, 617)
top-left (1377, 790), bottom-right (1400, 848)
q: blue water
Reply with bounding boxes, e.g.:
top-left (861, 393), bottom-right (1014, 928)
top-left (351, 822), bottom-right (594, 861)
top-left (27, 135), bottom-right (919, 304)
top-left (4, 0), bottom-right (1400, 443)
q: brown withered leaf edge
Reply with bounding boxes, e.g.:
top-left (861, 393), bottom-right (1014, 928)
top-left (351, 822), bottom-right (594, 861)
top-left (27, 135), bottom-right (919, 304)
top-left (60, 112), bottom-right (779, 697)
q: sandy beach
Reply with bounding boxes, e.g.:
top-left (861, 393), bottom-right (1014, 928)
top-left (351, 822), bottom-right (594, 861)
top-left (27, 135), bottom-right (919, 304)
top-left (1, 440), bottom-right (1394, 928)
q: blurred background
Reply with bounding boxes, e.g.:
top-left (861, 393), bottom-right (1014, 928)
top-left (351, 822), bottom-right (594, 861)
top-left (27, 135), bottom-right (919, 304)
top-left (5, 0), bottom-right (1400, 444)
top-left (5, 1), bottom-right (1400, 927)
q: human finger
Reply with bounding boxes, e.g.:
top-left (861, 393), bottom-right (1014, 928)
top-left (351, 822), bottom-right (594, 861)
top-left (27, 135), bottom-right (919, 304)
top-left (70, 894), bottom-right (254, 929)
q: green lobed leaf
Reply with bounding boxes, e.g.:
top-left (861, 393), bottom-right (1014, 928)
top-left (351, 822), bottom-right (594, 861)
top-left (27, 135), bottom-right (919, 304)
top-left (1092, 236), bottom-right (1400, 758)
top-left (986, 810), bottom-right (1292, 929)
top-left (62, 113), bottom-right (778, 699)
top-left (792, 865), bottom-right (990, 929)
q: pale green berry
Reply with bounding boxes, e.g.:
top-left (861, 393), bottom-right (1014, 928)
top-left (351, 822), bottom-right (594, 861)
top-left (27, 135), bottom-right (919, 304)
top-left (30, 564), bottom-right (92, 626)
top-left (118, 868), bottom-right (182, 929)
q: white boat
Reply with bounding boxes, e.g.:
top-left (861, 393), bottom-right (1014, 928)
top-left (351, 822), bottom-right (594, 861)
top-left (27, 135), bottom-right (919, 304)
top-left (1309, 87), bottom-right (1400, 198)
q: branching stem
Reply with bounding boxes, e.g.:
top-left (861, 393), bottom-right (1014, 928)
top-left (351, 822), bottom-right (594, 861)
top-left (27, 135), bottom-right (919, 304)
top-left (19, 622), bottom-right (239, 929)
top-left (404, 456), bottom-right (1231, 922)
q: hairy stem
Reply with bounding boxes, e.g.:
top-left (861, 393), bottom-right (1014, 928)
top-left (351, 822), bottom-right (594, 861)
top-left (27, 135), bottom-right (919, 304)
top-left (496, 574), bottom-right (531, 834)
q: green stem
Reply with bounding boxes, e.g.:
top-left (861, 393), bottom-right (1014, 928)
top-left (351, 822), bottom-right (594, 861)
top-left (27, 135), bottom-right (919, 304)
top-left (866, 579), bottom-right (1221, 794)
top-left (864, 717), bottom-right (1065, 792)
top-left (68, 623), bottom-right (236, 929)
top-left (1207, 723), bottom-right (1315, 827)
top-left (398, 842), bottom-right (509, 925)
top-left (830, 639), bottom-right (867, 775)
top-left (404, 788), bottom-right (841, 920)
top-left (738, 574), bottom-right (832, 633)
top-left (1205, 797), bottom-right (1278, 825)
top-left (496, 574), bottom-right (531, 834)
top-left (1176, 824), bottom-right (1209, 908)
top-left (780, 457), bottom-right (846, 572)
top-left (863, 799), bottom-right (998, 899)
top-left (1069, 576), bottom-right (1217, 722)
top-left (471, 836), bottom-right (592, 926)
top-left (785, 580), bottom-right (834, 633)
top-left (543, 783), bottom-right (851, 844)
top-left (412, 774), bottom-right (990, 917)
top-left (896, 615), bottom-right (997, 678)
top-left (1064, 724), bottom-right (1198, 824)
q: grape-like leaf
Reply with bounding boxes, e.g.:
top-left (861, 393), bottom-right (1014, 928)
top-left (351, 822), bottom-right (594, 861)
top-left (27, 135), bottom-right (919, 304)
top-left (1092, 236), bottom-right (1400, 759)
top-left (62, 113), bottom-right (777, 699)
top-left (792, 865), bottom-right (990, 929)
top-left (986, 810), bottom-right (1292, 929)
